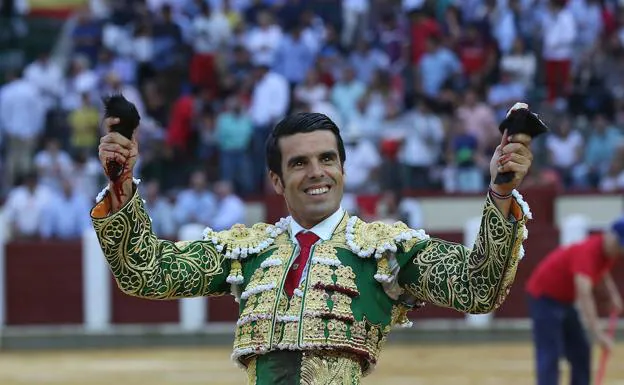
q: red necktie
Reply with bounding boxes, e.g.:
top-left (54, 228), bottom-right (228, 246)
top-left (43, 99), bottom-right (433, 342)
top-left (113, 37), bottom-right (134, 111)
top-left (284, 231), bottom-right (320, 296)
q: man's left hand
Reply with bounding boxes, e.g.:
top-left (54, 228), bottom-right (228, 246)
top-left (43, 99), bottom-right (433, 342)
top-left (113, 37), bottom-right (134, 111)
top-left (489, 129), bottom-right (534, 196)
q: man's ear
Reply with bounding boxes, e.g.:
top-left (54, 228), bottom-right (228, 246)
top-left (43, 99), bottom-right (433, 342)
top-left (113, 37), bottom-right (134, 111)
top-left (269, 170), bottom-right (284, 195)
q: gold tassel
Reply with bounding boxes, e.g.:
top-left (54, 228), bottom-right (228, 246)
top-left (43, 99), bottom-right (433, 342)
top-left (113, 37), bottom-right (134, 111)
top-left (374, 258), bottom-right (392, 283)
top-left (227, 259), bottom-right (244, 284)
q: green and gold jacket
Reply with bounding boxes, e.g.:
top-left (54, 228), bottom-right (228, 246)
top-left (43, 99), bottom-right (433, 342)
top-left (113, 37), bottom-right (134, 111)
top-left (91, 182), bottom-right (531, 384)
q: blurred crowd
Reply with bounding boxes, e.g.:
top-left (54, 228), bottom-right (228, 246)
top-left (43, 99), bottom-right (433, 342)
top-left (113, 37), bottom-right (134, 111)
top-left (2, 0), bottom-right (624, 241)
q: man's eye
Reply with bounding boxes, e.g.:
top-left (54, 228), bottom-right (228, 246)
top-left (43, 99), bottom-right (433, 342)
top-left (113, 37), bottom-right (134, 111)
top-left (322, 156), bottom-right (333, 163)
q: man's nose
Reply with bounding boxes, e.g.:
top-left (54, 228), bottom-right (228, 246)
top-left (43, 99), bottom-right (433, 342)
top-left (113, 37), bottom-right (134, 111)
top-left (307, 160), bottom-right (324, 178)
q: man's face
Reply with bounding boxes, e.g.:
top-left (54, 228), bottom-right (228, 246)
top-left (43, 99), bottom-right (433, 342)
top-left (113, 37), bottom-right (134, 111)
top-left (270, 131), bottom-right (344, 229)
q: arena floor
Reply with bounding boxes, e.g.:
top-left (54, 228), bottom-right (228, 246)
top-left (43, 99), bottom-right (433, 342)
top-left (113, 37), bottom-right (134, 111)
top-left (1, 343), bottom-right (623, 384)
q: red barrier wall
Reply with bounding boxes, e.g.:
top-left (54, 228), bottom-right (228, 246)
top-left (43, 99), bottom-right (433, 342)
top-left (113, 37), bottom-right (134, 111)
top-left (5, 188), bottom-right (624, 325)
top-left (5, 241), bottom-right (83, 325)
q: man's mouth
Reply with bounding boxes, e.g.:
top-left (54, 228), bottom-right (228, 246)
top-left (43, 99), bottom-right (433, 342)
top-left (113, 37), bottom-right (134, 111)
top-left (305, 186), bottom-right (330, 196)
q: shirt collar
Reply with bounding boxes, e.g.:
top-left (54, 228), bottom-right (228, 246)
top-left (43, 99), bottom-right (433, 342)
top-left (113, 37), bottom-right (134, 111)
top-left (288, 207), bottom-right (345, 243)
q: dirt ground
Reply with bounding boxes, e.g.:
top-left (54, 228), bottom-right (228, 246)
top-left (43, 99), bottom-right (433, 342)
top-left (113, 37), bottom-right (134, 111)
top-left (1, 343), bottom-right (623, 384)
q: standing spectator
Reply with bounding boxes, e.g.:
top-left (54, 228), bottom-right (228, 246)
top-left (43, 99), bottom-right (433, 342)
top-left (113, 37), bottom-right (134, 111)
top-left (416, 35), bottom-right (462, 99)
top-left (500, 37), bottom-right (537, 90)
top-left (71, 9), bottom-right (102, 65)
top-left (23, 51), bottom-right (64, 113)
top-left (244, 10), bottom-right (283, 66)
top-left (248, 61), bottom-right (289, 189)
top-left (348, 39), bottom-right (390, 85)
top-left (273, 24), bottom-right (315, 88)
top-left (397, 97), bottom-right (445, 190)
top-left (68, 92), bottom-right (100, 155)
top-left (341, 0), bottom-right (369, 48)
top-left (541, 0), bottom-right (577, 103)
top-left (0, 69), bottom-right (46, 190)
top-left (330, 65), bottom-right (366, 128)
top-left (215, 96), bottom-right (253, 194)
top-left (189, 1), bottom-right (231, 91)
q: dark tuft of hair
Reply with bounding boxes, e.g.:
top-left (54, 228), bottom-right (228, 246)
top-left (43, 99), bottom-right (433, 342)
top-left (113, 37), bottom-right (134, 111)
top-left (265, 112), bottom-right (346, 177)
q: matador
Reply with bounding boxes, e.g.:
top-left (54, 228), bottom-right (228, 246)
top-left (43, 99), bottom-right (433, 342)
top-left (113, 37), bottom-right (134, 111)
top-left (91, 105), bottom-right (535, 384)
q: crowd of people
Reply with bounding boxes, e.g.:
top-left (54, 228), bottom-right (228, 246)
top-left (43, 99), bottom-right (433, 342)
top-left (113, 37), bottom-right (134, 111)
top-left (1, 0), bottom-right (624, 240)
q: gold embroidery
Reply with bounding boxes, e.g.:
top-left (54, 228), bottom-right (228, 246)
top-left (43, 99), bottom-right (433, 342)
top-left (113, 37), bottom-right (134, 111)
top-left (237, 324), bottom-right (253, 350)
top-left (206, 223), bottom-right (273, 257)
top-left (326, 319), bottom-right (349, 346)
top-left (302, 317), bottom-right (326, 344)
top-left (334, 266), bottom-right (359, 296)
top-left (254, 290), bottom-right (277, 314)
top-left (330, 293), bottom-right (354, 322)
top-left (242, 269), bottom-right (266, 296)
top-left (305, 289), bottom-right (331, 314)
top-left (240, 295), bottom-right (258, 319)
top-left (324, 213), bottom-right (350, 247)
top-left (300, 351), bottom-right (362, 385)
top-left (349, 321), bottom-right (366, 348)
top-left (280, 320), bottom-right (299, 345)
top-left (390, 304), bottom-right (411, 327)
top-left (309, 264), bottom-right (334, 285)
top-left (91, 190), bottom-right (227, 299)
top-left (349, 219), bottom-right (427, 256)
top-left (403, 194), bottom-right (527, 314)
top-left (246, 358), bottom-right (257, 385)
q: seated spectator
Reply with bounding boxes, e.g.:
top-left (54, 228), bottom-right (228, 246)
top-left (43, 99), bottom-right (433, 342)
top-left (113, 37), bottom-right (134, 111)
top-left (173, 170), bottom-right (216, 226)
top-left (142, 179), bottom-right (177, 239)
top-left (209, 180), bottom-right (246, 231)
top-left (39, 179), bottom-right (91, 240)
top-left (4, 172), bottom-right (53, 240)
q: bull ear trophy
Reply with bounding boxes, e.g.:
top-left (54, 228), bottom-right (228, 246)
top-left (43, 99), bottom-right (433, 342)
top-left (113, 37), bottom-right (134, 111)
top-left (493, 103), bottom-right (549, 185)
top-left (101, 93), bottom-right (141, 182)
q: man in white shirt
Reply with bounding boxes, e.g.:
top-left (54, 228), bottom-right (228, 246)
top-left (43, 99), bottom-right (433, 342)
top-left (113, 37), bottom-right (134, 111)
top-left (248, 61), bottom-right (290, 190)
top-left (541, 0), bottom-right (577, 102)
top-left (4, 172), bottom-right (52, 240)
top-left (209, 180), bottom-right (246, 231)
top-left (0, 69), bottom-right (46, 191)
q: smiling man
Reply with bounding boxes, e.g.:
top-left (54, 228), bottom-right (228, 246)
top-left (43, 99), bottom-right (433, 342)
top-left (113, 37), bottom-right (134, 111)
top-left (91, 108), bottom-right (534, 384)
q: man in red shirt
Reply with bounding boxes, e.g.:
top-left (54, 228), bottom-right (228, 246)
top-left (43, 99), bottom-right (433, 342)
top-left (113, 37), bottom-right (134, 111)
top-left (526, 217), bottom-right (624, 385)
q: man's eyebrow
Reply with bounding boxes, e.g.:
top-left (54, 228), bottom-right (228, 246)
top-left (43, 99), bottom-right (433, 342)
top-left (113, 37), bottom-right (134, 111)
top-left (286, 155), bottom-right (307, 167)
top-left (319, 151), bottom-right (338, 159)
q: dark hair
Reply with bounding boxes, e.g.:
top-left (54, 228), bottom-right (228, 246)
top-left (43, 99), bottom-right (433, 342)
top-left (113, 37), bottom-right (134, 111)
top-left (265, 112), bottom-right (346, 178)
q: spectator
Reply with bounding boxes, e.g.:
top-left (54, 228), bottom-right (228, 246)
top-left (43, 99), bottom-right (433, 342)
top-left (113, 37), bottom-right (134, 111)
top-left (142, 179), bottom-right (177, 239)
top-left (215, 96), bottom-right (254, 195)
top-left (173, 170), bottom-right (217, 226)
top-left (209, 180), bottom-right (246, 231)
top-left (39, 179), bottom-right (91, 240)
top-left (34, 138), bottom-right (74, 194)
top-left (4, 172), bottom-right (52, 240)
top-left (545, 116), bottom-right (585, 188)
top-left (0, 68), bottom-right (46, 190)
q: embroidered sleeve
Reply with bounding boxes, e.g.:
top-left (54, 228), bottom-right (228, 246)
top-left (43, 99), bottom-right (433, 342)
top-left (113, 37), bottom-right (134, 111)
top-left (90, 186), bottom-right (231, 299)
top-left (395, 191), bottom-right (531, 314)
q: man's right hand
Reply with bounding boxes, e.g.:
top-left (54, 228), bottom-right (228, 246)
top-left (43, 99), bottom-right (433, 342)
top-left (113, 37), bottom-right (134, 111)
top-left (98, 117), bottom-right (139, 177)
top-left (98, 117), bottom-right (139, 212)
